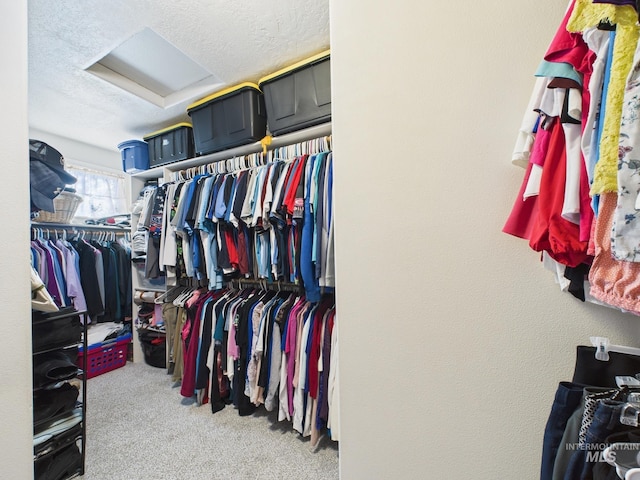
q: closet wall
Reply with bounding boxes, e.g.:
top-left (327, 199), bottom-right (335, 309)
top-left (28, 128), bottom-right (121, 173)
top-left (1, 2), bottom-right (31, 478)
top-left (330, 1), bottom-right (640, 479)
top-left (6, 0), bottom-right (640, 478)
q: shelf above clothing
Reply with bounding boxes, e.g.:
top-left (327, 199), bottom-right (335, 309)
top-left (130, 122), bottom-right (332, 180)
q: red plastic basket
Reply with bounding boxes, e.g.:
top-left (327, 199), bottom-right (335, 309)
top-left (77, 335), bottom-right (130, 379)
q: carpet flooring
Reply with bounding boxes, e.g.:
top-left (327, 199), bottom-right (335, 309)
top-left (79, 360), bottom-right (339, 479)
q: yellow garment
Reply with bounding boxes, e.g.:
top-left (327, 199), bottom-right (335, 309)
top-left (567, 0), bottom-right (640, 195)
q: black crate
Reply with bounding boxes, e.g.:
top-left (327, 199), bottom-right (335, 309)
top-left (138, 329), bottom-right (166, 368)
top-left (258, 50), bottom-right (331, 136)
top-left (143, 123), bottom-right (194, 167)
top-left (32, 308), bottom-right (81, 353)
top-left (187, 83), bottom-right (267, 156)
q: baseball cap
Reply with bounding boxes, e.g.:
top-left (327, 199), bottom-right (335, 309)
top-left (29, 139), bottom-right (77, 213)
top-left (29, 139), bottom-right (77, 185)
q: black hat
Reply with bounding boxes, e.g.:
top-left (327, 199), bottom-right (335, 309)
top-left (29, 140), bottom-right (77, 213)
top-left (29, 139), bottom-right (77, 185)
top-left (30, 161), bottom-right (67, 213)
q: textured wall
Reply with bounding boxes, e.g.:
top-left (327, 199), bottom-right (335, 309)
top-left (28, 0), bottom-right (330, 152)
top-left (330, 1), bottom-right (640, 478)
top-left (0, 1), bottom-right (32, 477)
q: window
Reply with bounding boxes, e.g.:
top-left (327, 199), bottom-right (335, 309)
top-left (65, 166), bottom-right (128, 219)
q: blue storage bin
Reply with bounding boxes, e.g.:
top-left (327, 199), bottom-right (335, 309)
top-left (117, 140), bottom-right (149, 173)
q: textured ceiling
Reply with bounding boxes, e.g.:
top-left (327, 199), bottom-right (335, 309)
top-left (28, 0), bottom-right (330, 153)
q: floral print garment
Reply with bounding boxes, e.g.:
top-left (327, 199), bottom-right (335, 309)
top-left (612, 43), bottom-right (640, 261)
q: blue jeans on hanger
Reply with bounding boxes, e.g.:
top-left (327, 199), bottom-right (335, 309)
top-left (563, 400), bottom-right (631, 480)
top-left (552, 386), bottom-right (615, 480)
top-left (541, 382), bottom-right (585, 480)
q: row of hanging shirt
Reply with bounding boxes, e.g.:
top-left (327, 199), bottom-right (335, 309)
top-left (30, 227), bottom-right (132, 323)
top-left (169, 285), bottom-right (339, 446)
top-left (503, 0), bottom-right (640, 314)
top-left (138, 137), bottom-right (335, 304)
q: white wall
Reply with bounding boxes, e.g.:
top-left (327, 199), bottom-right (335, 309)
top-left (29, 127), bottom-right (122, 174)
top-left (330, 1), bottom-right (640, 479)
top-left (0, 1), bottom-right (34, 477)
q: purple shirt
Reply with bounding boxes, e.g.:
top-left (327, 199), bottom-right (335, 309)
top-left (285, 300), bottom-right (305, 416)
top-left (39, 241), bottom-right (63, 307)
top-left (58, 240), bottom-right (88, 314)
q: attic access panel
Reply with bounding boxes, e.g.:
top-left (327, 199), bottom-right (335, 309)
top-left (86, 28), bottom-right (223, 108)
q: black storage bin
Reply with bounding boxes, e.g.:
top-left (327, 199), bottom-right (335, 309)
top-left (187, 82), bottom-right (267, 155)
top-left (33, 382), bottom-right (79, 426)
top-left (258, 50), bottom-right (331, 136)
top-left (138, 329), bottom-right (166, 368)
top-left (143, 122), bottom-right (194, 167)
top-left (32, 308), bottom-right (81, 352)
top-left (34, 442), bottom-right (82, 480)
top-left (33, 347), bottom-right (79, 388)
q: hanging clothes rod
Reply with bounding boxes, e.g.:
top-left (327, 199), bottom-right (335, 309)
top-left (30, 222), bottom-right (129, 232)
top-left (174, 133), bottom-right (331, 180)
top-left (228, 278), bottom-right (304, 293)
top-left (135, 122), bottom-right (332, 181)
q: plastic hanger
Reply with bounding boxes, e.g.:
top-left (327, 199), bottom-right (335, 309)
top-left (173, 287), bottom-right (196, 307)
top-left (154, 285), bottom-right (187, 304)
top-left (590, 337), bottom-right (640, 361)
top-left (603, 443), bottom-right (628, 479)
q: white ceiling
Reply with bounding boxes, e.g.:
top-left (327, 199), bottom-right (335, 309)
top-left (28, 0), bottom-right (330, 154)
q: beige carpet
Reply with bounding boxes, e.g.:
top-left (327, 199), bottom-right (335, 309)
top-left (79, 359), bottom-right (339, 479)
